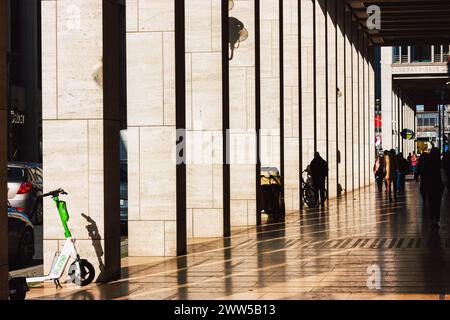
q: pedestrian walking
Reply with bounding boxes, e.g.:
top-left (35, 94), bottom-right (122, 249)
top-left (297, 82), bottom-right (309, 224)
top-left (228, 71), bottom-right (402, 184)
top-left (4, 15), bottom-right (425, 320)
top-left (407, 153), bottom-right (412, 171)
top-left (425, 148), bottom-right (444, 229)
top-left (442, 151), bottom-right (450, 191)
top-left (373, 155), bottom-right (385, 192)
top-left (397, 152), bottom-right (409, 194)
top-left (417, 151), bottom-right (429, 204)
top-left (385, 149), bottom-right (398, 202)
top-left (411, 153), bottom-right (419, 182)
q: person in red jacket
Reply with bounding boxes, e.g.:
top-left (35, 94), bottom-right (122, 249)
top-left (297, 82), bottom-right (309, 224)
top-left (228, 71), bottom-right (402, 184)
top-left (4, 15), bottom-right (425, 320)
top-left (411, 153), bottom-right (418, 181)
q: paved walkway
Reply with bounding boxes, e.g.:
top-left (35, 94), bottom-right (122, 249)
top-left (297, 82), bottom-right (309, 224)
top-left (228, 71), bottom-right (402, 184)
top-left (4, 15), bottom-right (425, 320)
top-left (27, 180), bottom-right (450, 300)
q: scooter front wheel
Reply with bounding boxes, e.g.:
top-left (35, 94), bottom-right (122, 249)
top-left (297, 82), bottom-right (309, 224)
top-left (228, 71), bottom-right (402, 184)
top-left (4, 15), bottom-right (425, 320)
top-left (68, 259), bottom-right (95, 287)
top-left (8, 277), bottom-right (29, 300)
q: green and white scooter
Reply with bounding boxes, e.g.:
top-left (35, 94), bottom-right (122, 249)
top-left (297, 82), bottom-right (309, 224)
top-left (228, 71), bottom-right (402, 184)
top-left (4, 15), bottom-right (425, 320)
top-left (9, 189), bottom-right (95, 300)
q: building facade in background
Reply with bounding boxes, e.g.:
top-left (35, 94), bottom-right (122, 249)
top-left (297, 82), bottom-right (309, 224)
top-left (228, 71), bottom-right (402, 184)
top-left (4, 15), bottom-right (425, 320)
top-left (381, 44), bottom-right (450, 155)
top-left (416, 107), bottom-right (450, 152)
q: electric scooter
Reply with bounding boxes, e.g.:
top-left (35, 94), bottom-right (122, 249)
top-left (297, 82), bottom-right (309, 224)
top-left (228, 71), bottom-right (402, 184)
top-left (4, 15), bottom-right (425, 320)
top-left (8, 189), bottom-right (95, 300)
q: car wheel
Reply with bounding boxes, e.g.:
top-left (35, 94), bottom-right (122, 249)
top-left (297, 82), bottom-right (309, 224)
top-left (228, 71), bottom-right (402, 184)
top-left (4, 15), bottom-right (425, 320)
top-left (32, 201), bottom-right (43, 225)
top-left (17, 229), bottom-right (34, 267)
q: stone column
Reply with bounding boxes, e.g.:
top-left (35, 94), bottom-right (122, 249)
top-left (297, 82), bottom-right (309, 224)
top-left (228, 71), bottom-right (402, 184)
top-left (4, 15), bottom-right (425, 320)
top-left (186, 0), bottom-right (224, 238)
top-left (126, 0), bottom-right (180, 256)
top-left (315, 0), bottom-right (327, 157)
top-left (41, 0), bottom-right (121, 282)
top-left (393, 93), bottom-right (398, 150)
top-left (260, 0), bottom-right (280, 170)
top-left (344, 8), bottom-right (353, 192)
top-left (283, 0), bottom-right (300, 211)
top-left (369, 48), bottom-right (376, 173)
top-left (358, 30), bottom-right (364, 188)
top-left (326, 0), bottom-right (337, 198)
top-left (300, 0), bottom-right (315, 176)
top-left (364, 37), bottom-right (371, 187)
top-left (380, 47), bottom-right (393, 151)
top-left (0, 0), bottom-right (8, 300)
top-left (336, 0), bottom-right (346, 195)
top-left (351, 21), bottom-right (359, 190)
top-left (229, 0), bottom-right (257, 227)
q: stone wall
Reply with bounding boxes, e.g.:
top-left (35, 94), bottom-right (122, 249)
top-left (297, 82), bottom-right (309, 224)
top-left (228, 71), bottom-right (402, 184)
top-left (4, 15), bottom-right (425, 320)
top-left (41, 0), bottom-right (121, 281)
top-left (125, 0), bottom-right (178, 256)
top-left (229, 0), bottom-right (257, 227)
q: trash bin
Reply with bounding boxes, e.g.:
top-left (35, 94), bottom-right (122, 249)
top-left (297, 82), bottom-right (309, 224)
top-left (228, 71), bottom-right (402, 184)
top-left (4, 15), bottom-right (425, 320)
top-left (260, 167), bottom-right (285, 221)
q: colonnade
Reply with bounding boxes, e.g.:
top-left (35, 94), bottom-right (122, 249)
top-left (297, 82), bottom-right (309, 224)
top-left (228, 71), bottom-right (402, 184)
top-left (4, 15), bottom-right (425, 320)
top-left (0, 0), bottom-right (377, 291)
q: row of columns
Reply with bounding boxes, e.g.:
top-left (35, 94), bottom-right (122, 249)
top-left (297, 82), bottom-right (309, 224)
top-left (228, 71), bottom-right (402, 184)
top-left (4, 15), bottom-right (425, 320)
top-left (0, 0), bottom-right (377, 295)
top-left (391, 91), bottom-right (415, 155)
top-left (380, 46), bottom-right (416, 154)
top-left (123, 0), bottom-right (377, 269)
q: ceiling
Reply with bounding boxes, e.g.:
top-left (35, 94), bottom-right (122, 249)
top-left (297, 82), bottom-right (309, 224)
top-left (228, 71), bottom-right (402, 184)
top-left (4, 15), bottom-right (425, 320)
top-left (347, 0), bottom-right (450, 46)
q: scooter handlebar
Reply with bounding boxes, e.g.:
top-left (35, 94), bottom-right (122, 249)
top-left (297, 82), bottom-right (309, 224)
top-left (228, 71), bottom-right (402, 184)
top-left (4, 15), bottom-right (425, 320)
top-left (42, 189), bottom-right (67, 198)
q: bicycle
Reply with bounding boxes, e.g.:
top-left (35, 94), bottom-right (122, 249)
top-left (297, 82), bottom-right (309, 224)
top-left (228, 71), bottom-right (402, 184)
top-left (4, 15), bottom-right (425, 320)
top-left (301, 170), bottom-right (319, 208)
top-left (300, 170), bottom-right (328, 209)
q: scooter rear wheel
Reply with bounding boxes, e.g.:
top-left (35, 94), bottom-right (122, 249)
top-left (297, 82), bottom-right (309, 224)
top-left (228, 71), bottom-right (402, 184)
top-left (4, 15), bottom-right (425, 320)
top-left (68, 259), bottom-right (95, 287)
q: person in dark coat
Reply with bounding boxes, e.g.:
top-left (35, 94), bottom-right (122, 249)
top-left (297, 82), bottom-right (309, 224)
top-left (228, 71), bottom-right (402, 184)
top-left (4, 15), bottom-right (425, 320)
top-left (425, 148), bottom-right (444, 229)
top-left (309, 152), bottom-right (328, 207)
top-left (417, 151), bottom-right (429, 204)
top-left (443, 151), bottom-right (450, 191)
top-left (396, 152), bottom-right (409, 194)
top-left (373, 155), bottom-right (385, 192)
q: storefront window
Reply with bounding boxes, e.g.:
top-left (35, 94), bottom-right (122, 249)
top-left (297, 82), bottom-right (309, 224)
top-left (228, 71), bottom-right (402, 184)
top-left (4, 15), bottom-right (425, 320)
top-left (401, 46), bottom-right (409, 63)
top-left (411, 46), bottom-right (432, 63)
top-left (393, 46), bottom-right (400, 63)
top-left (434, 45), bottom-right (442, 62)
top-left (444, 45), bottom-right (449, 62)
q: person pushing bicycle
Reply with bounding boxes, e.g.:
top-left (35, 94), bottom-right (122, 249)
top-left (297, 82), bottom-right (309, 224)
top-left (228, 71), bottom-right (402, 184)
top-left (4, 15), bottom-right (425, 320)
top-left (309, 152), bottom-right (329, 208)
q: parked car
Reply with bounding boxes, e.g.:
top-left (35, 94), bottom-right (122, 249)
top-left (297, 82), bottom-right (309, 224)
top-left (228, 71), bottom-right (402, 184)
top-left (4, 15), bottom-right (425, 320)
top-left (8, 204), bottom-right (35, 268)
top-left (7, 162), bottom-right (43, 225)
top-left (120, 160), bottom-right (128, 235)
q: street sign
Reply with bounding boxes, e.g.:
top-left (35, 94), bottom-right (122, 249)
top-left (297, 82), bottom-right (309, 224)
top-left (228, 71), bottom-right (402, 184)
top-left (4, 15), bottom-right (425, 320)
top-left (401, 129), bottom-right (415, 140)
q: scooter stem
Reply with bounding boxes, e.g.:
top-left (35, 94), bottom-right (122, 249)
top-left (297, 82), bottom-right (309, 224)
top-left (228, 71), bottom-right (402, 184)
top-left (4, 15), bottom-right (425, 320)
top-left (54, 196), bottom-right (72, 238)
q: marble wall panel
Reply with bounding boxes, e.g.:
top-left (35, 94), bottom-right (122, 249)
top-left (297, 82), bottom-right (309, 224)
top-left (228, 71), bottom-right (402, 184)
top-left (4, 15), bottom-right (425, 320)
top-left (315, 0), bottom-right (327, 157)
top-left (336, 2), bottom-right (346, 194)
top-left (126, 0), bottom-right (177, 255)
top-left (283, 0), bottom-right (299, 210)
top-left (352, 24), bottom-right (359, 190)
top-left (326, 0), bottom-right (337, 198)
top-left (345, 11), bottom-right (354, 192)
top-left (301, 0), bottom-right (315, 172)
top-left (186, 0), bottom-right (224, 237)
top-left (260, 0), bottom-right (281, 172)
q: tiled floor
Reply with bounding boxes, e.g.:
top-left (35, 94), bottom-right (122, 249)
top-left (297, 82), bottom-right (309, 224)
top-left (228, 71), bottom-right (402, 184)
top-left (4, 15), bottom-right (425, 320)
top-left (27, 180), bottom-right (450, 300)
